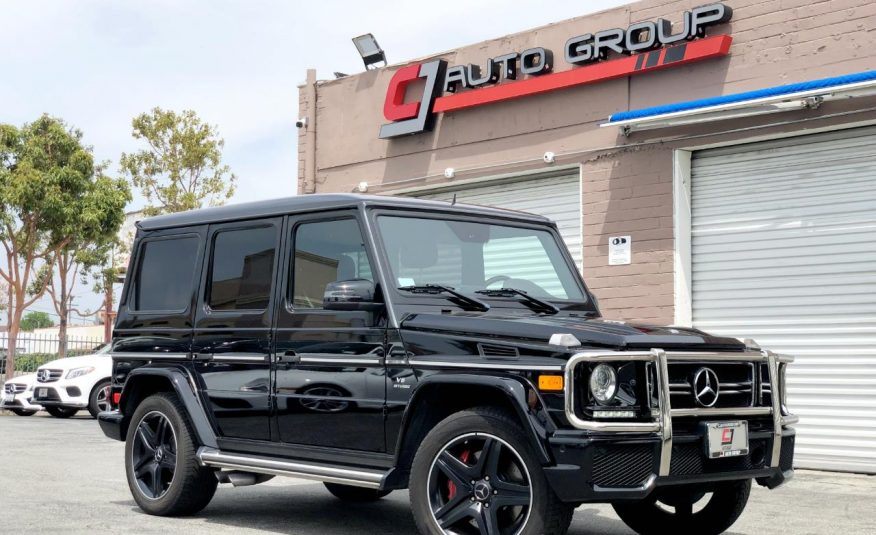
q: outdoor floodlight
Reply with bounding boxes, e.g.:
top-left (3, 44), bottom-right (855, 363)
top-left (352, 33), bottom-right (387, 69)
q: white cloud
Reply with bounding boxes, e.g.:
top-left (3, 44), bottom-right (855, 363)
top-left (2, 0), bottom-right (632, 315)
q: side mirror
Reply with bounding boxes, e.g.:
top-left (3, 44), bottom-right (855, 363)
top-left (323, 279), bottom-right (383, 311)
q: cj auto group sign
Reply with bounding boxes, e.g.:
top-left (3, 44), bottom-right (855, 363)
top-left (378, 3), bottom-right (733, 139)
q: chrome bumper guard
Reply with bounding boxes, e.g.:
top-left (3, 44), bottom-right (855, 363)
top-left (563, 348), bottom-right (797, 476)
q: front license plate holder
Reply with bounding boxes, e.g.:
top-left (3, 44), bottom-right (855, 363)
top-left (38, 388), bottom-right (48, 398)
top-left (3, 393), bottom-right (13, 404)
top-left (703, 421), bottom-right (749, 459)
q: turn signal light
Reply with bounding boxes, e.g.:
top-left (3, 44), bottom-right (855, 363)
top-left (538, 375), bottom-right (564, 391)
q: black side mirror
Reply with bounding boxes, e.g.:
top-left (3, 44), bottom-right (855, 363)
top-left (323, 279), bottom-right (383, 311)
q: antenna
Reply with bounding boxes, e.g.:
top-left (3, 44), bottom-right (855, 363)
top-left (451, 193), bottom-right (457, 206)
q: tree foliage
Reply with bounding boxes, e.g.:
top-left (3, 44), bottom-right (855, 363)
top-left (19, 311), bottom-right (54, 331)
top-left (0, 114), bottom-right (128, 373)
top-left (120, 107), bottom-right (236, 217)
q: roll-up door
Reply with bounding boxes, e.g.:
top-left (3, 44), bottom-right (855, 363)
top-left (409, 173), bottom-right (582, 270)
top-left (690, 127), bottom-right (876, 473)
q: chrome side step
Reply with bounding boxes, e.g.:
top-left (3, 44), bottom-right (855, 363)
top-left (197, 447), bottom-right (386, 489)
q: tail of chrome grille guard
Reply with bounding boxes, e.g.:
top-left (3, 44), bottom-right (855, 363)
top-left (563, 348), bottom-right (798, 476)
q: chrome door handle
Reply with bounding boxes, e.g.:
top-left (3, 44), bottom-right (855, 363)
top-left (275, 351), bottom-right (299, 364)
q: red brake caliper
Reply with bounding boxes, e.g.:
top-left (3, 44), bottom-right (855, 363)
top-left (447, 449), bottom-right (471, 500)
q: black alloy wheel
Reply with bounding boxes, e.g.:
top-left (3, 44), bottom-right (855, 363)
top-left (131, 410), bottom-right (178, 500)
top-left (428, 433), bottom-right (533, 534)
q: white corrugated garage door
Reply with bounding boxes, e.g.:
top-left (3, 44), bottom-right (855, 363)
top-left (409, 173), bottom-right (583, 270)
top-left (691, 127), bottom-right (876, 474)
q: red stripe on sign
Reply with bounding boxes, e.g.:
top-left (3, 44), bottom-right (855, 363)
top-left (432, 35), bottom-right (732, 114)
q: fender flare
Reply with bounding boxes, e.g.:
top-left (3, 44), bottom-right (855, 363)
top-left (397, 373), bottom-right (554, 465)
top-left (121, 366), bottom-right (218, 449)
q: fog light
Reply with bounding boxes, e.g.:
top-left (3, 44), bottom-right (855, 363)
top-left (590, 364), bottom-right (618, 403)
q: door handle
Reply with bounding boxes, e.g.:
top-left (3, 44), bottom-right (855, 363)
top-left (275, 351), bottom-right (300, 364)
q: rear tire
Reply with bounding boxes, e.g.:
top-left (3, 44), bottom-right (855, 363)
top-left (46, 406), bottom-right (79, 418)
top-left (11, 409), bottom-right (37, 416)
top-left (87, 379), bottom-right (112, 418)
top-left (410, 407), bottom-right (573, 535)
top-left (125, 392), bottom-right (218, 516)
top-left (612, 479), bottom-right (751, 535)
top-left (323, 482), bottom-right (391, 502)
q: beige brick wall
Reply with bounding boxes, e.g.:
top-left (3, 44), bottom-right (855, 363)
top-left (298, 0), bottom-right (876, 325)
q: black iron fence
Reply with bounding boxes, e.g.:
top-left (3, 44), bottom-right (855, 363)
top-left (1, 333), bottom-right (106, 382)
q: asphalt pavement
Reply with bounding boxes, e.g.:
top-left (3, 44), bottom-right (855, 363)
top-left (1, 412), bottom-right (874, 534)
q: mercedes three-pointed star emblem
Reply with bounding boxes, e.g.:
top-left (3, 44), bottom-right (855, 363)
top-left (693, 367), bottom-right (720, 407)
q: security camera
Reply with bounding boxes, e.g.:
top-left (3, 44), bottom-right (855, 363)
top-left (295, 117), bottom-right (308, 129)
top-left (543, 151), bottom-right (556, 164)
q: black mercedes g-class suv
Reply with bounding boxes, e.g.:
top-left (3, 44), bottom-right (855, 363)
top-left (98, 194), bottom-right (796, 535)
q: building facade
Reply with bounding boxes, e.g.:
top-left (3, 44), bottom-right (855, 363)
top-left (298, 0), bottom-right (876, 473)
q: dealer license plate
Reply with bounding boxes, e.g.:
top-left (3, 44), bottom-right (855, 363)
top-left (703, 421), bottom-right (749, 459)
top-left (3, 392), bottom-right (13, 404)
top-left (38, 388), bottom-right (48, 398)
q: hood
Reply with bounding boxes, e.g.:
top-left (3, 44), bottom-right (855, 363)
top-left (400, 312), bottom-right (746, 352)
top-left (38, 352), bottom-right (108, 371)
top-left (5, 373), bottom-right (37, 387)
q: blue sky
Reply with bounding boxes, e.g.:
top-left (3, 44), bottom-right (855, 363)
top-left (1, 0), bottom-right (631, 320)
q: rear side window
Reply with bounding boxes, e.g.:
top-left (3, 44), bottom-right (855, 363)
top-left (134, 236), bottom-right (200, 311)
top-left (209, 226), bottom-right (277, 311)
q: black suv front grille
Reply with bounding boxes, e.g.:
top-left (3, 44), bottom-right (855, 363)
top-left (666, 362), bottom-right (756, 409)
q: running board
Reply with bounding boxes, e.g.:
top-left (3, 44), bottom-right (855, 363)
top-left (197, 447), bottom-right (386, 489)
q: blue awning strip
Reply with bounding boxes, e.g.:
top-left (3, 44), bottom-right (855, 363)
top-left (608, 69), bottom-right (876, 123)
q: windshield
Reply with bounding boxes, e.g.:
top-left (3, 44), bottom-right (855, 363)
top-left (376, 215), bottom-right (586, 302)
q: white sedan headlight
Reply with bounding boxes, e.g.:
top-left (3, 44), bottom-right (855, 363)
top-left (66, 367), bottom-right (95, 380)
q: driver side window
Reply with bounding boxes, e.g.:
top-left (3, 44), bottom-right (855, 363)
top-left (291, 218), bottom-right (373, 309)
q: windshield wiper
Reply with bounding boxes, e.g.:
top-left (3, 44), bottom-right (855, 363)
top-left (398, 284), bottom-right (490, 312)
top-left (475, 288), bottom-right (560, 315)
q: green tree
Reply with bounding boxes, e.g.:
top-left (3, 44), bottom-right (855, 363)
top-left (120, 107), bottom-right (236, 217)
top-left (0, 115), bottom-right (125, 375)
top-left (19, 311), bottom-right (54, 332)
top-left (44, 162), bottom-right (130, 355)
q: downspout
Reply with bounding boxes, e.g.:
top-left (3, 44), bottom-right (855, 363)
top-left (300, 68), bottom-right (318, 194)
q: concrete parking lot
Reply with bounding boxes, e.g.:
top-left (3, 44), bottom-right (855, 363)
top-left (1, 412), bottom-right (874, 535)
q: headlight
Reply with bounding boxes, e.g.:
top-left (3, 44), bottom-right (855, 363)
top-left (589, 364), bottom-right (618, 404)
top-left (66, 367), bottom-right (95, 380)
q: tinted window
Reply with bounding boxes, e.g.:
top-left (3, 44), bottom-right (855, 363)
top-left (293, 219), bottom-right (373, 309)
top-left (134, 236), bottom-right (199, 311)
top-left (209, 226), bottom-right (277, 311)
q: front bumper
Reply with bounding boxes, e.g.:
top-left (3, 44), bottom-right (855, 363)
top-left (30, 382), bottom-right (90, 408)
top-left (1, 393), bottom-right (42, 411)
top-left (544, 427), bottom-right (795, 502)
top-left (546, 348), bottom-right (797, 503)
top-left (97, 410), bottom-right (124, 441)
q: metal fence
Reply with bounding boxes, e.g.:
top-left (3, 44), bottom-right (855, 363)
top-left (1, 333), bottom-right (106, 382)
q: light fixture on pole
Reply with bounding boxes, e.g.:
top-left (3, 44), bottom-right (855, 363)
top-left (352, 33), bottom-right (387, 70)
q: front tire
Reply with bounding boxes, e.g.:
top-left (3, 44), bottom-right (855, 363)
top-left (11, 409), bottom-right (38, 416)
top-left (87, 380), bottom-right (112, 418)
top-left (410, 407), bottom-right (573, 535)
top-left (612, 479), bottom-right (751, 535)
top-left (324, 482), bottom-right (391, 502)
top-left (125, 392), bottom-right (218, 516)
top-left (46, 406), bottom-right (79, 418)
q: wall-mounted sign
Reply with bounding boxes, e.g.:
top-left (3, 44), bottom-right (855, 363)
top-left (609, 236), bottom-right (632, 265)
top-left (379, 3), bottom-right (732, 139)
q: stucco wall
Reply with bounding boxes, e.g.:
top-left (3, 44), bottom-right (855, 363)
top-left (298, 0), bottom-right (876, 324)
